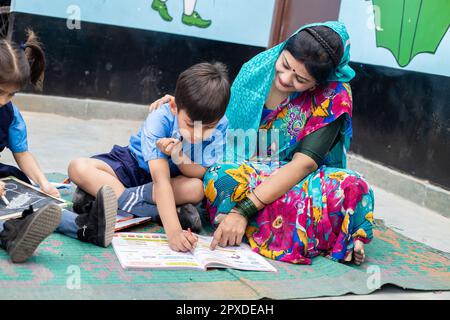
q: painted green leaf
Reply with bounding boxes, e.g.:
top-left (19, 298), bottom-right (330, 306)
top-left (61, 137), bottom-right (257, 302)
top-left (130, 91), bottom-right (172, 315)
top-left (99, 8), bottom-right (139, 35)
top-left (372, 0), bottom-right (450, 67)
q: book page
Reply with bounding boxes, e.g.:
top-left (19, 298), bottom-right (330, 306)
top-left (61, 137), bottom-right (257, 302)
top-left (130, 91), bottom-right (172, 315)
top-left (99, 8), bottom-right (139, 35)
top-left (193, 235), bottom-right (277, 272)
top-left (112, 233), bottom-right (204, 270)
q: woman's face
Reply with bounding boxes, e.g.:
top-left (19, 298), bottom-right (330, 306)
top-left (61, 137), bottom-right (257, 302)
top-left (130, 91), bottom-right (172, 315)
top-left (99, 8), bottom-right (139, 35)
top-left (274, 50), bottom-right (317, 93)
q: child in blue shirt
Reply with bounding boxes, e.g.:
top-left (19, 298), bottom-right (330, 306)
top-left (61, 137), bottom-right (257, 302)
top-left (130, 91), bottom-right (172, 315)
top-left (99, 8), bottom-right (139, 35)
top-left (59, 62), bottom-right (230, 252)
top-left (0, 30), bottom-right (63, 263)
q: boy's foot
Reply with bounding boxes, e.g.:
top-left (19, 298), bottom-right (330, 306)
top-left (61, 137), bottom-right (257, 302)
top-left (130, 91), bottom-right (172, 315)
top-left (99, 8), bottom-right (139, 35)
top-left (353, 240), bottom-right (365, 265)
top-left (151, 0), bottom-right (173, 22)
top-left (182, 11), bottom-right (211, 28)
top-left (0, 204), bottom-right (62, 263)
top-left (72, 187), bottom-right (95, 214)
top-left (177, 204), bottom-right (202, 233)
top-left (75, 186), bottom-right (117, 247)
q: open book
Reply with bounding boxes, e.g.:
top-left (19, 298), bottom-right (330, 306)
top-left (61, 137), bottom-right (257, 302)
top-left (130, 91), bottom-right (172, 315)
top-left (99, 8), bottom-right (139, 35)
top-left (112, 232), bottom-right (277, 272)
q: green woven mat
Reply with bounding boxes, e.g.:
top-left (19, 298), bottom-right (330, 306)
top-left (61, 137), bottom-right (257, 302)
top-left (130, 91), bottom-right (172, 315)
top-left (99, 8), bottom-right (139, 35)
top-left (0, 173), bottom-right (449, 300)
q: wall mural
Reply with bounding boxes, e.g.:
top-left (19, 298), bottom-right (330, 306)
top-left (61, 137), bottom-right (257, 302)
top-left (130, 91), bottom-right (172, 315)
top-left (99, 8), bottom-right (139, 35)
top-left (151, 0), bottom-right (211, 28)
top-left (339, 0), bottom-right (450, 77)
top-left (11, 0), bottom-right (275, 47)
top-left (372, 0), bottom-right (450, 67)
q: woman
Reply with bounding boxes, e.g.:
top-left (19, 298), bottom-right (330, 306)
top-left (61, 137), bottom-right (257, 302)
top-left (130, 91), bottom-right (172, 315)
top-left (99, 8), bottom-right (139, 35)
top-left (151, 21), bottom-right (374, 265)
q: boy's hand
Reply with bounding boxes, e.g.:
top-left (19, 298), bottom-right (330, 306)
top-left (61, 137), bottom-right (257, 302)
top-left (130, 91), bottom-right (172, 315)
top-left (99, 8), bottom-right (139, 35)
top-left (0, 181), bottom-right (5, 197)
top-left (156, 138), bottom-right (182, 157)
top-left (148, 94), bottom-right (174, 113)
top-left (167, 229), bottom-right (198, 252)
top-left (40, 182), bottom-right (61, 198)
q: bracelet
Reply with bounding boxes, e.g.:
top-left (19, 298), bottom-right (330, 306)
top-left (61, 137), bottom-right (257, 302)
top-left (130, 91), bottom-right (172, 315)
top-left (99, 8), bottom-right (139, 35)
top-left (252, 190), bottom-right (269, 206)
top-left (235, 197), bottom-right (259, 221)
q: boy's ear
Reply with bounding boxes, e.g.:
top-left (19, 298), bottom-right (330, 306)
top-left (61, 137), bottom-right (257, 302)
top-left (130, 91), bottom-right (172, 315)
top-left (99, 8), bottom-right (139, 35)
top-left (169, 98), bottom-right (178, 115)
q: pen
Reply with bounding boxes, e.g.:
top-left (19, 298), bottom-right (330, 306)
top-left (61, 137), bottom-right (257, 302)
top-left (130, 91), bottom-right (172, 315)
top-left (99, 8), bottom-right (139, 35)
top-left (188, 228), bottom-right (197, 252)
top-left (1, 195), bottom-right (9, 206)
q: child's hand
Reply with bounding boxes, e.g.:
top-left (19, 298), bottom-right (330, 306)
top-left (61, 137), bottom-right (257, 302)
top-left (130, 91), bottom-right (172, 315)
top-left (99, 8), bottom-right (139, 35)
top-left (167, 229), bottom-right (198, 252)
top-left (40, 182), bottom-right (61, 198)
top-left (0, 181), bottom-right (5, 197)
top-left (156, 138), bottom-right (182, 157)
top-left (148, 94), bottom-right (174, 113)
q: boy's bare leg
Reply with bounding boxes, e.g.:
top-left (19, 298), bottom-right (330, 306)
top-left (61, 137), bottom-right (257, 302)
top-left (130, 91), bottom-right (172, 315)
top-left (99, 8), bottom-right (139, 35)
top-left (113, 175), bottom-right (203, 232)
top-left (68, 158), bottom-right (126, 198)
top-left (169, 176), bottom-right (204, 205)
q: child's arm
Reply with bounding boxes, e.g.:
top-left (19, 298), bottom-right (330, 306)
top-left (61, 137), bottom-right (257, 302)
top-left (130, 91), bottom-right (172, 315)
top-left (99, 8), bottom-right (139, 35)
top-left (149, 158), bottom-right (198, 252)
top-left (7, 105), bottom-right (59, 198)
top-left (13, 151), bottom-right (60, 198)
top-left (0, 181), bottom-right (5, 197)
top-left (176, 153), bottom-right (207, 179)
top-left (156, 138), bottom-right (207, 179)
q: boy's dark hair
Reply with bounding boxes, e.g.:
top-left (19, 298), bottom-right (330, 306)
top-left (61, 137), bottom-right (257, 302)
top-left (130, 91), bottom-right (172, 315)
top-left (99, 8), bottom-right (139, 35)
top-left (0, 29), bottom-right (46, 91)
top-left (285, 26), bottom-right (343, 85)
top-left (175, 62), bottom-right (230, 124)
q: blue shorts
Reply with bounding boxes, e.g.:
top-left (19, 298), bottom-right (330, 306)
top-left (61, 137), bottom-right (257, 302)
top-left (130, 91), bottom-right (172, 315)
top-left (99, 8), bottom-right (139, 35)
top-left (92, 145), bottom-right (151, 188)
top-left (0, 163), bottom-right (31, 184)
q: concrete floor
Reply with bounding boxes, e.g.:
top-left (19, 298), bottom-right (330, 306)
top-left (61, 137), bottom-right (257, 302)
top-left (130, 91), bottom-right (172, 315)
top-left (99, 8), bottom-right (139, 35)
top-left (2, 111), bottom-right (450, 300)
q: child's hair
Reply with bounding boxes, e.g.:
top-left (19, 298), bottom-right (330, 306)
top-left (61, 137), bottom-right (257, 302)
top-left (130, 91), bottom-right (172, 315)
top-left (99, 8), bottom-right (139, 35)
top-left (0, 29), bottom-right (46, 91)
top-left (285, 26), bottom-right (343, 85)
top-left (174, 62), bottom-right (230, 124)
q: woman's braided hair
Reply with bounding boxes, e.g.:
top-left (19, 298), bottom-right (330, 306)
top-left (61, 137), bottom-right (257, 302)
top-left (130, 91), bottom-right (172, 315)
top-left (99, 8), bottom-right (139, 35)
top-left (304, 27), bottom-right (340, 68)
top-left (284, 26), bottom-right (344, 85)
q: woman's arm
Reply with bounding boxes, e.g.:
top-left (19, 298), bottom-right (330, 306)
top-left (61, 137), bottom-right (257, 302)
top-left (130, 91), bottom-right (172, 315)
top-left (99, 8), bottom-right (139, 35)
top-left (148, 94), bottom-right (174, 113)
top-left (13, 151), bottom-right (60, 197)
top-left (245, 116), bottom-right (344, 209)
top-left (210, 153), bottom-right (316, 249)
top-left (249, 153), bottom-right (317, 209)
top-left (210, 117), bottom-right (344, 249)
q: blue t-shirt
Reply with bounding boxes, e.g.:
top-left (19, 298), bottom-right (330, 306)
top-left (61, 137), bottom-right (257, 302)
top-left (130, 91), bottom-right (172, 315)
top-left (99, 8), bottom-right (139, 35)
top-left (128, 103), bottom-right (228, 173)
top-left (4, 104), bottom-right (28, 153)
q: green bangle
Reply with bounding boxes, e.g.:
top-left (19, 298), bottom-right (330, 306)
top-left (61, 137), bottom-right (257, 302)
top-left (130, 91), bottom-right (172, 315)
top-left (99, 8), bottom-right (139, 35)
top-left (235, 197), bottom-right (258, 221)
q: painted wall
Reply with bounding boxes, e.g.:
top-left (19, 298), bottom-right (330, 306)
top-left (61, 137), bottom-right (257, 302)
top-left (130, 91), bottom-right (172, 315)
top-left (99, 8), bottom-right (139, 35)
top-left (339, 0), bottom-right (450, 189)
top-left (340, 0), bottom-right (450, 77)
top-left (11, 0), bottom-right (276, 47)
top-left (10, 12), bottom-right (264, 105)
top-left (9, 0), bottom-right (450, 189)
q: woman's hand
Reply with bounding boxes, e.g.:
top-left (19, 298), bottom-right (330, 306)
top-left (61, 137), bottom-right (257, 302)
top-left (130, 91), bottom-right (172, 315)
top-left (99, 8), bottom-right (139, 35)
top-left (167, 229), bottom-right (198, 252)
top-left (40, 182), bottom-right (61, 198)
top-left (156, 138), bottom-right (182, 157)
top-left (210, 210), bottom-right (248, 250)
top-left (148, 94), bottom-right (174, 113)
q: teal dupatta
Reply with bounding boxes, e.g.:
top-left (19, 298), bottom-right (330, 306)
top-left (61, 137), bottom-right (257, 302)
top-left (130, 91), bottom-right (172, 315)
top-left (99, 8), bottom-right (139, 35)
top-left (224, 21), bottom-right (356, 168)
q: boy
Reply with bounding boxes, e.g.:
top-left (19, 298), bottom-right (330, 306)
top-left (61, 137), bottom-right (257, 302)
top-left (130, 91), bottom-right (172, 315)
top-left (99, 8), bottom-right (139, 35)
top-left (58, 62), bottom-right (230, 252)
